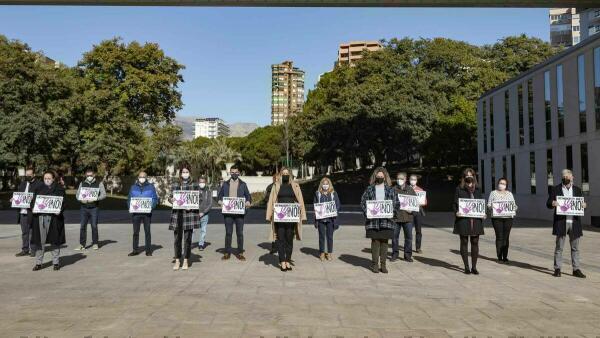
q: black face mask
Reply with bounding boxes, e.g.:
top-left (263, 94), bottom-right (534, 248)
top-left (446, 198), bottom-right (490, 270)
top-left (562, 178), bottom-right (571, 185)
top-left (375, 177), bottom-right (384, 184)
top-left (282, 175), bottom-right (290, 183)
top-left (26, 176), bottom-right (33, 182)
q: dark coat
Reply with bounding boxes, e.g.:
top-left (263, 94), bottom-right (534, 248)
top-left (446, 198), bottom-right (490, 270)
top-left (313, 190), bottom-right (342, 229)
top-left (218, 178), bottom-right (252, 204)
top-left (360, 184), bottom-right (399, 232)
top-left (15, 178), bottom-right (40, 224)
top-left (546, 184), bottom-right (583, 239)
top-left (453, 186), bottom-right (485, 236)
top-left (394, 184), bottom-right (416, 223)
top-left (30, 182), bottom-right (66, 246)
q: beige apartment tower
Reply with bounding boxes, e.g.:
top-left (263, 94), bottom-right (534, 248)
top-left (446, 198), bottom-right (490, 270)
top-left (271, 61), bottom-right (305, 126)
top-left (550, 8), bottom-right (580, 48)
top-left (337, 41), bottom-right (382, 66)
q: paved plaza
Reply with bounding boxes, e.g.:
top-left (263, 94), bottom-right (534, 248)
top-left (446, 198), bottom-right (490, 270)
top-left (1, 212), bottom-right (600, 337)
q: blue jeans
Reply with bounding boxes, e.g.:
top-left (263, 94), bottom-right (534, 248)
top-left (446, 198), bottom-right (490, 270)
top-left (197, 214), bottom-right (209, 247)
top-left (317, 221), bottom-right (335, 253)
top-left (80, 206), bottom-right (99, 246)
top-left (392, 222), bottom-right (413, 258)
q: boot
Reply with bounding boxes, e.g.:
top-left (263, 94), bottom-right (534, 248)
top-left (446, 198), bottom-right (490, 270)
top-left (380, 261), bottom-right (388, 274)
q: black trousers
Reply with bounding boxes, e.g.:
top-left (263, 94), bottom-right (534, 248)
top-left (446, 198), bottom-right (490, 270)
top-left (174, 217), bottom-right (192, 260)
top-left (132, 214), bottom-right (151, 253)
top-left (492, 218), bottom-right (513, 260)
top-left (413, 213), bottom-right (423, 250)
top-left (459, 235), bottom-right (479, 269)
top-left (224, 216), bottom-right (244, 254)
top-left (275, 222), bottom-right (295, 263)
top-left (19, 214), bottom-right (31, 252)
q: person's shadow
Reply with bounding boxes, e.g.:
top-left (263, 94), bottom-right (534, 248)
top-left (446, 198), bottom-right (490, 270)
top-left (188, 252), bottom-right (203, 267)
top-left (97, 239), bottom-right (117, 249)
top-left (300, 247), bottom-right (320, 259)
top-left (41, 253), bottom-right (86, 269)
top-left (413, 256), bottom-right (464, 273)
top-left (449, 249), bottom-right (555, 276)
top-left (338, 254), bottom-right (372, 270)
top-left (144, 244), bottom-right (163, 255)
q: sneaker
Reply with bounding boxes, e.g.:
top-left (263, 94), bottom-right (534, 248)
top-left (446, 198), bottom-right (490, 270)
top-left (326, 253), bottom-right (333, 261)
top-left (15, 250), bottom-right (29, 257)
top-left (181, 259), bottom-right (189, 270)
top-left (73, 245), bottom-right (84, 251)
top-left (573, 269), bottom-right (586, 278)
top-left (319, 253), bottom-right (325, 261)
top-left (198, 244), bottom-right (205, 251)
top-left (173, 259), bottom-right (180, 271)
top-left (92, 244), bottom-right (99, 250)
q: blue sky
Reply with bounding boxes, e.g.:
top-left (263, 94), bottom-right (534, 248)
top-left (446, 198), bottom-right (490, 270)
top-left (0, 6), bottom-right (549, 126)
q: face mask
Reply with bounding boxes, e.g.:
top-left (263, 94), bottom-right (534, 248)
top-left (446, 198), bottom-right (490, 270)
top-left (230, 173), bottom-right (239, 180)
top-left (562, 178), bottom-right (571, 185)
top-left (498, 183), bottom-right (506, 191)
top-left (375, 177), bottom-right (384, 184)
top-left (26, 176), bottom-right (33, 182)
top-left (322, 184), bottom-right (330, 190)
top-left (199, 183), bottom-right (206, 189)
top-left (44, 179), bottom-right (53, 186)
top-left (410, 180), bottom-right (417, 186)
top-left (138, 177), bottom-right (146, 184)
top-left (86, 176), bottom-right (94, 182)
top-left (181, 173), bottom-right (190, 180)
top-left (397, 179), bottom-right (405, 186)
top-left (282, 175), bottom-right (290, 183)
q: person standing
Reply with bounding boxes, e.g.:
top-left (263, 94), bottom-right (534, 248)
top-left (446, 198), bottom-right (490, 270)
top-left (31, 171), bottom-right (66, 271)
top-left (265, 172), bottom-right (278, 255)
top-left (487, 177), bottom-right (517, 264)
top-left (392, 172), bottom-right (416, 262)
top-left (266, 167), bottom-right (307, 271)
top-left (13, 167), bottom-right (39, 257)
top-left (217, 165), bottom-right (252, 261)
top-left (313, 177), bottom-right (341, 261)
top-left (360, 167), bottom-right (398, 274)
top-left (453, 168), bottom-right (485, 275)
top-left (74, 168), bottom-right (107, 251)
top-left (547, 169), bottom-right (587, 278)
top-left (127, 172), bottom-right (159, 257)
top-left (197, 176), bottom-right (212, 251)
top-left (169, 164), bottom-right (200, 271)
top-left (409, 174), bottom-right (427, 254)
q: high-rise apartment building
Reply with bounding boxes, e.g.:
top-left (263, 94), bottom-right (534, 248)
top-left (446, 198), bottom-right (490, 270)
top-left (579, 8), bottom-right (600, 41)
top-left (194, 117), bottom-right (230, 139)
top-left (550, 8), bottom-right (580, 48)
top-left (271, 61), bottom-right (305, 126)
top-left (337, 41), bottom-right (382, 66)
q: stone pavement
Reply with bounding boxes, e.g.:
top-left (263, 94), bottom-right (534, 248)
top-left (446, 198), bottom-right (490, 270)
top-left (1, 214), bottom-right (600, 338)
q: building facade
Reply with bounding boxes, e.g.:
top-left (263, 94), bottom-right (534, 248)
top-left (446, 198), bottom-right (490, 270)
top-left (271, 61), bottom-right (305, 126)
top-left (580, 8), bottom-right (600, 41)
top-left (337, 40), bottom-right (382, 66)
top-left (194, 117), bottom-right (230, 139)
top-left (477, 33), bottom-right (600, 225)
top-left (550, 8), bottom-right (580, 48)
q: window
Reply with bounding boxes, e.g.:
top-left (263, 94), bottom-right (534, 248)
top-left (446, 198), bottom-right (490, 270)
top-left (544, 71), bottom-right (552, 140)
top-left (491, 157), bottom-right (496, 189)
top-left (581, 143), bottom-right (589, 195)
top-left (578, 55), bottom-right (586, 133)
top-left (518, 84), bottom-right (524, 146)
top-left (511, 154), bottom-right (516, 192)
top-left (482, 100), bottom-right (487, 153)
top-left (505, 90), bottom-right (510, 148)
top-left (490, 99), bottom-right (495, 152)
top-left (566, 145), bottom-right (573, 171)
top-left (557, 65), bottom-right (564, 138)
top-left (480, 160), bottom-right (485, 194)
top-left (530, 152), bottom-right (536, 194)
top-left (547, 149), bottom-right (553, 188)
top-left (594, 48), bottom-right (600, 130)
top-left (573, 25), bottom-right (580, 32)
top-left (528, 79), bottom-right (534, 143)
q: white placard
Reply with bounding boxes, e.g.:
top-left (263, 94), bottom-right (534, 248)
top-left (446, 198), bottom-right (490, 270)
top-left (221, 197), bottom-right (246, 215)
top-left (366, 200), bottom-right (394, 219)
top-left (398, 194), bottom-right (420, 212)
top-left (556, 196), bottom-right (585, 216)
top-left (491, 200), bottom-right (517, 217)
top-left (273, 203), bottom-right (301, 223)
top-left (11, 192), bottom-right (33, 208)
top-left (129, 197), bottom-right (153, 214)
top-left (457, 198), bottom-right (486, 218)
top-left (416, 191), bottom-right (427, 206)
top-left (172, 190), bottom-right (200, 210)
top-left (314, 201), bottom-right (338, 220)
top-left (32, 195), bottom-right (63, 214)
top-left (78, 187), bottom-right (100, 202)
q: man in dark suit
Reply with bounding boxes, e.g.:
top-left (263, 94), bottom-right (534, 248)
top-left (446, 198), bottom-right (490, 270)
top-left (546, 169), bottom-right (587, 278)
top-left (13, 167), bottom-right (40, 257)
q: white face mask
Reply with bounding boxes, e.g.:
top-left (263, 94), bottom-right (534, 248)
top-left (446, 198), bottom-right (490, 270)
top-left (138, 177), bottom-right (146, 184)
top-left (199, 183), bottom-right (206, 189)
top-left (498, 183), bottom-right (507, 191)
top-left (44, 179), bottom-right (53, 186)
top-left (181, 173), bottom-right (190, 180)
top-left (410, 180), bottom-right (417, 186)
top-left (322, 184), bottom-right (329, 191)
top-left (397, 179), bottom-right (405, 186)
top-left (86, 176), bottom-right (94, 182)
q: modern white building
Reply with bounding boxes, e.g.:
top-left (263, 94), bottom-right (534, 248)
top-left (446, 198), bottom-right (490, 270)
top-left (477, 32), bottom-right (600, 226)
top-left (194, 117), bottom-right (230, 139)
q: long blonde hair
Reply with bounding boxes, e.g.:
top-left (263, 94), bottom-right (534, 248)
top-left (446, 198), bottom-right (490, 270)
top-left (369, 167), bottom-right (392, 186)
top-left (318, 177), bottom-right (334, 194)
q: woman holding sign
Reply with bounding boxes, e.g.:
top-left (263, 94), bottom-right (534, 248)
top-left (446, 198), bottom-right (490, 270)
top-left (487, 177), bottom-right (517, 264)
top-left (453, 168), bottom-right (485, 275)
top-left (266, 167), bottom-right (307, 271)
top-left (31, 171), bottom-right (66, 271)
top-left (360, 167), bottom-right (398, 274)
top-left (169, 164), bottom-right (201, 271)
top-left (313, 177), bottom-right (341, 261)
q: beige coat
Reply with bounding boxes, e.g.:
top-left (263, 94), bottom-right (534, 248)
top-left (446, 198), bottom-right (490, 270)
top-left (265, 181), bottom-right (307, 241)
